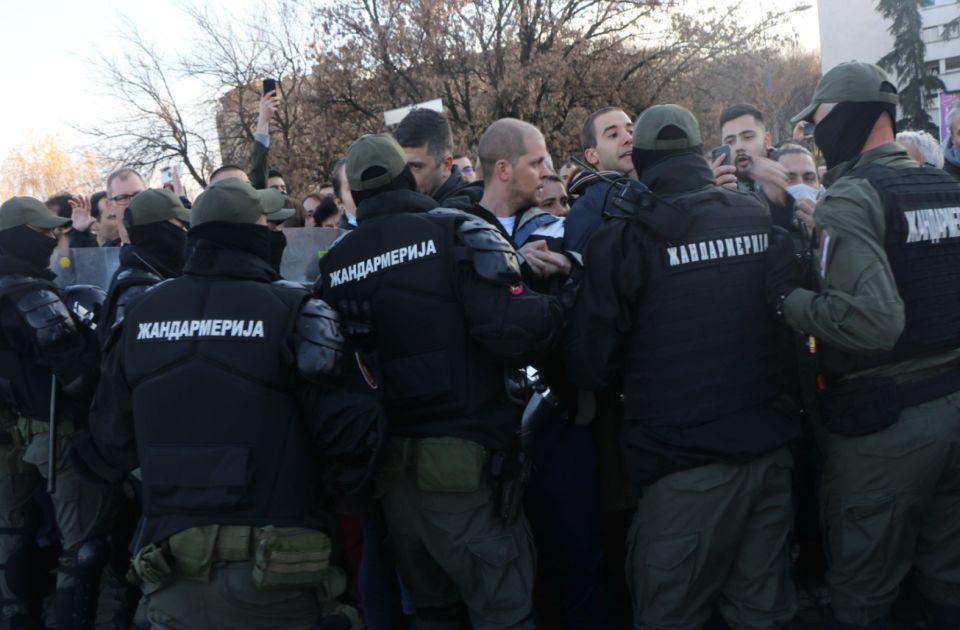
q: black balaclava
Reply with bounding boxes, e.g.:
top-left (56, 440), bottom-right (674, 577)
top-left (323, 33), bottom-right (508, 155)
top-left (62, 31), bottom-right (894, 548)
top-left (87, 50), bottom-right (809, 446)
top-left (815, 101), bottom-right (897, 170)
top-left (268, 230), bottom-right (287, 273)
top-left (0, 225), bottom-right (58, 274)
top-left (127, 221), bottom-right (188, 277)
top-left (187, 221), bottom-right (272, 264)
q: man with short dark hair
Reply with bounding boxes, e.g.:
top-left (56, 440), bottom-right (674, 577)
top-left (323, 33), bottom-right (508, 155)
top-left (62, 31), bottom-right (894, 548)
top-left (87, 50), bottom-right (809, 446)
top-left (563, 107), bottom-right (634, 253)
top-left (394, 108), bottom-right (482, 210)
top-left (267, 169), bottom-right (287, 194)
top-left (715, 104), bottom-right (795, 229)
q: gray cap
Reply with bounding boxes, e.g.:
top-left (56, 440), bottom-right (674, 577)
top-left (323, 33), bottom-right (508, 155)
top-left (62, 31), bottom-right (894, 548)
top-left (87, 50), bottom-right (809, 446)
top-left (191, 177), bottom-right (265, 226)
top-left (345, 133), bottom-right (408, 192)
top-left (124, 188), bottom-right (191, 228)
top-left (257, 188), bottom-right (295, 223)
top-left (632, 104), bottom-right (702, 151)
top-left (792, 61), bottom-right (899, 124)
top-left (0, 196), bottom-right (71, 231)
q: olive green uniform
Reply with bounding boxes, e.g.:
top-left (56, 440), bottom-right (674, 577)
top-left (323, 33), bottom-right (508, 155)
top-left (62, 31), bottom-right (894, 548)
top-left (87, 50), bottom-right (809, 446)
top-left (784, 143), bottom-right (960, 624)
top-left (376, 437), bottom-right (536, 630)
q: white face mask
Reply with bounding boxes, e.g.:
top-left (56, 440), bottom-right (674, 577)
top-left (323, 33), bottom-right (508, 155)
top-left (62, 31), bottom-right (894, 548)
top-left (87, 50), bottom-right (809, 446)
top-left (785, 183), bottom-right (820, 202)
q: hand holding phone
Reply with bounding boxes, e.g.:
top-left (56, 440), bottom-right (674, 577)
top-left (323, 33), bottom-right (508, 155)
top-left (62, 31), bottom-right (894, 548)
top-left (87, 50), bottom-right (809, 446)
top-left (710, 145), bottom-right (733, 167)
top-left (262, 78), bottom-right (277, 96)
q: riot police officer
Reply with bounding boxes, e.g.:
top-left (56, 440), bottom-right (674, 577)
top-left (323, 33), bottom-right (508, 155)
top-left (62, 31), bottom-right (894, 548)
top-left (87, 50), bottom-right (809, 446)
top-left (566, 105), bottom-right (800, 629)
top-left (98, 188), bottom-right (191, 345)
top-left (0, 196), bottom-right (114, 629)
top-left (773, 62), bottom-right (960, 630)
top-left (80, 178), bottom-right (375, 629)
top-left (317, 133), bottom-right (566, 629)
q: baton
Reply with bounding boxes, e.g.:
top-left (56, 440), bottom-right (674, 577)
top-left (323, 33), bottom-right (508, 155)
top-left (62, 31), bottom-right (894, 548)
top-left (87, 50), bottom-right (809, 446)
top-left (47, 374), bottom-right (57, 494)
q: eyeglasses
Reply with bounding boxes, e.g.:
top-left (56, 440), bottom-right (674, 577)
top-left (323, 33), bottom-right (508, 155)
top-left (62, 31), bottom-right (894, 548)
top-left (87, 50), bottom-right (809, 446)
top-left (110, 192), bottom-right (140, 204)
top-left (462, 166), bottom-right (475, 175)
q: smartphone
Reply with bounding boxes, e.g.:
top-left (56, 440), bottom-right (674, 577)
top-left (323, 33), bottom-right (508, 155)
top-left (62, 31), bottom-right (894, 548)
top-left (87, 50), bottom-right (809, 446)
top-left (161, 167), bottom-right (173, 184)
top-left (710, 145), bottom-right (733, 167)
top-left (262, 78), bottom-right (277, 96)
top-left (804, 121), bottom-right (816, 136)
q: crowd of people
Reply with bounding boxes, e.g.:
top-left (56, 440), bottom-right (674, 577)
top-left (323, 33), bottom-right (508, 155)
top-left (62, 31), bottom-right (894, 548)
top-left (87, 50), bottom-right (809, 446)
top-left (0, 59), bottom-right (959, 630)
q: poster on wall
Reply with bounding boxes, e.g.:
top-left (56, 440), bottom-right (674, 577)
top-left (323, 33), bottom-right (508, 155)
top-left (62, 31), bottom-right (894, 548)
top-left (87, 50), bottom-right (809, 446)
top-left (940, 92), bottom-right (958, 144)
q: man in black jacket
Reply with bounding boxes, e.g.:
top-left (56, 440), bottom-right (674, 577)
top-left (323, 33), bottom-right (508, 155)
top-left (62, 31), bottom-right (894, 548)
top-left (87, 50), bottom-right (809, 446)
top-left (80, 178), bottom-right (376, 629)
top-left (318, 133), bottom-right (565, 630)
top-left (567, 105), bottom-right (799, 629)
top-left (394, 108), bottom-right (483, 210)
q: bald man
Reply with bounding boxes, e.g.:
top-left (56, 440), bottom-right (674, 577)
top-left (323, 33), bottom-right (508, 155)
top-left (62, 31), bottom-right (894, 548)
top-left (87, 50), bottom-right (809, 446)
top-left (464, 119), bottom-right (572, 287)
top-left (467, 120), bottom-right (612, 627)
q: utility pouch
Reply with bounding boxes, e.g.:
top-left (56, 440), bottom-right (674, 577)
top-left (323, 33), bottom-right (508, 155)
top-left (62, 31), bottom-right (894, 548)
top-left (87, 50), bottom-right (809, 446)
top-left (168, 525), bottom-right (219, 580)
top-left (252, 526), bottom-right (332, 590)
top-left (132, 542), bottom-right (175, 586)
top-left (415, 437), bottom-right (486, 493)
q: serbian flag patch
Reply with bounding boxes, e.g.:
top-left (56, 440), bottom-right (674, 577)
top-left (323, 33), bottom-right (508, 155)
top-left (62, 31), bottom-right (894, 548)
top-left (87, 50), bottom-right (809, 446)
top-left (818, 231), bottom-right (832, 278)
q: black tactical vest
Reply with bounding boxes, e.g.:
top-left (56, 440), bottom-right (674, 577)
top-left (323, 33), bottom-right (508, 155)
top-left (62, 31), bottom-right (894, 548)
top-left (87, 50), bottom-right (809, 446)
top-left (319, 209), bottom-right (520, 450)
top-left (820, 164), bottom-right (960, 377)
top-left (620, 187), bottom-right (795, 483)
top-left (119, 272), bottom-right (324, 543)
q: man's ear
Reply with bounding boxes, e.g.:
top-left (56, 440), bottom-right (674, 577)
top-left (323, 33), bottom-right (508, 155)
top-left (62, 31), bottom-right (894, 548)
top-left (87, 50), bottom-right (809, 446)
top-left (442, 154), bottom-right (454, 177)
top-left (764, 130), bottom-right (773, 150)
top-left (584, 147), bottom-right (599, 168)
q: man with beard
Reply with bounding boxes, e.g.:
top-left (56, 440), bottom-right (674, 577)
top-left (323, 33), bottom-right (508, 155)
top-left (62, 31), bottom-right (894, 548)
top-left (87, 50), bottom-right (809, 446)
top-left (715, 104), bottom-right (795, 230)
top-left (773, 61), bottom-right (960, 629)
top-left (97, 188), bottom-right (191, 345)
top-left (0, 196), bottom-right (113, 629)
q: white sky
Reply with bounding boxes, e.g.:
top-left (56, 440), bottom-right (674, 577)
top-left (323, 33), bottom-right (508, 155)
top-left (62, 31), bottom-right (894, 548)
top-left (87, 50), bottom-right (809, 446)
top-left (0, 0), bottom-right (820, 165)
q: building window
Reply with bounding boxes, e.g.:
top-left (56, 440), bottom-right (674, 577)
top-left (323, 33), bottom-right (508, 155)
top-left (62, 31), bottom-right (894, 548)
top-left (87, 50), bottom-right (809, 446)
top-left (928, 60), bottom-right (942, 75)
top-left (946, 56), bottom-right (960, 72)
top-left (923, 26), bottom-right (940, 43)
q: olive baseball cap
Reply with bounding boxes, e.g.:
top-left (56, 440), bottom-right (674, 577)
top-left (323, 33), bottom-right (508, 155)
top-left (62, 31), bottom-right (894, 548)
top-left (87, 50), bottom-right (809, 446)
top-left (0, 196), bottom-right (71, 231)
top-left (345, 133), bottom-right (407, 192)
top-left (257, 188), bottom-right (295, 223)
top-left (791, 61), bottom-right (899, 124)
top-left (123, 188), bottom-right (191, 228)
top-left (191, 177), bottom-right (265, 226)
top-left (632, 104), bottom-right (702, 151)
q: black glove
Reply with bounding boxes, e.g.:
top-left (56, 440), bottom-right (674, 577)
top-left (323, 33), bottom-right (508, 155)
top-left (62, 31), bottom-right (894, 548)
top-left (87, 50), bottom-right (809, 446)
top-left (764, 226), bottom-right (800, 316)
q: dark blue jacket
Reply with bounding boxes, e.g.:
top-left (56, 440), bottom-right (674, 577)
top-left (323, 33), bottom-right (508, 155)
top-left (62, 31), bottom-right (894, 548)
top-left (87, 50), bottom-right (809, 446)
top-left (562, 172), bottom-right (622, 253)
